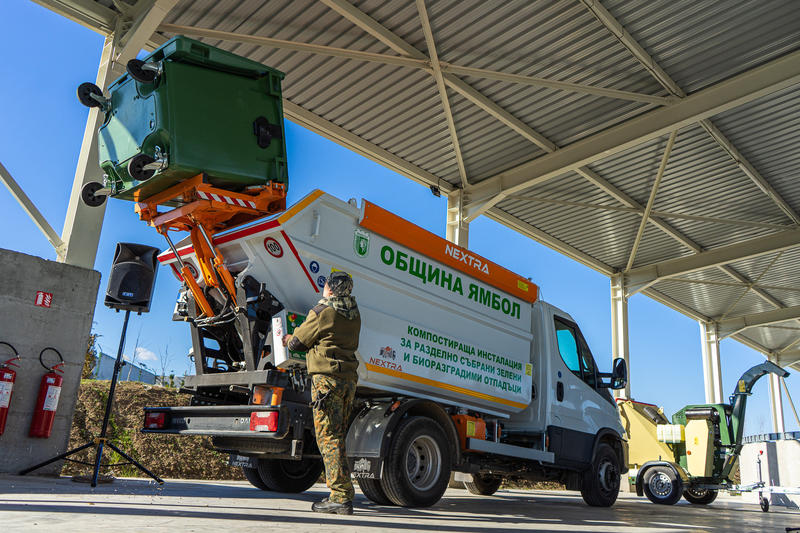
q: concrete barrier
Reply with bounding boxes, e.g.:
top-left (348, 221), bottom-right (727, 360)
top-left (0, 248), bottom-right (100, 475)
top-left (740, 434), bottom-right (800, 509)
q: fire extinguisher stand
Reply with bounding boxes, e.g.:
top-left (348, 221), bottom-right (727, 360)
top-left (20, 309), bottom-right (163, 486)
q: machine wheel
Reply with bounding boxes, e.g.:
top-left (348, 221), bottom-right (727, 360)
top-left (256, 458), bottom-right (323, 493)
top-left (464, 473), bottom-right (503, 496)
top-left (126, 59), bottom-right (157, 83)
top-left (683, 487), bottom-right (718, 505)
top-left (642, 466), bottom-right (682, 505)
top-left (381, 416), bottom-right (451, 507)
top-left (241, 466), bottom-right (270, 490)
top-left (77, 82), bottom-right (103, 108)
top-left (80, 181), bottom-right (107, 207)
top-left (357, 477), bottom-right (395, 506)
top-left (760, 496), bottom-right (769, 512)
top-left (580, 443), bottom-right (621, 507)
top-left (127, 153), bottom-right (156, 181)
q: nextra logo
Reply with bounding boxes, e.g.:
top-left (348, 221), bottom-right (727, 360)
top-left (444, 244), bottom-right (490, 274)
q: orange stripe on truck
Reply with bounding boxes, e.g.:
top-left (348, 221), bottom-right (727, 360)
top-left (365, 363), bottom-right (528, 409)
top-left (359, 201), bottom-right (538, 303)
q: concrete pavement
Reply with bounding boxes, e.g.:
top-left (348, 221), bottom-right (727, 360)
top-left (0, 475), bottom-right (798, 532)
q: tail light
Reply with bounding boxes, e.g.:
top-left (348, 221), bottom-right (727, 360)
top-left (250, 411), bottom-right (279, 432)
top-left (145, 411), bottom-right (167, 429)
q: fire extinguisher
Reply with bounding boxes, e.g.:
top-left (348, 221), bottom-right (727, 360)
top-left (0, 342), bottom-right (20, 436)
top-left (29, 348), bottom-right (64, 439)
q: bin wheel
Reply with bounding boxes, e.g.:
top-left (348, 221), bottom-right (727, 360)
top-left (760, 496), bottom-right (769, 512)
top-left (128, 154), bottom-right (156, 181)
top-left (77, 82), bottom-right (103, 108)
top-left (81, 181), bottom-right (107, 207)
top-left (127, 59), bottom-right (157, 83)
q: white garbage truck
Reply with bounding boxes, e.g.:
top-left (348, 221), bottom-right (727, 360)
top-left (143, 190), bottom-right (628, 507)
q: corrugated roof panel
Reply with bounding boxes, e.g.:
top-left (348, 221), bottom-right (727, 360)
top-left (652, 279), bottom-right (745, 319)
top-left (605, 0), bottom-right (800, 93)
top-left (740, 324), bottom-right (800, 353)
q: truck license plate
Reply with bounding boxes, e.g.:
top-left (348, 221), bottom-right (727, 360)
top-left (228, 454), bottom-right (257, 468)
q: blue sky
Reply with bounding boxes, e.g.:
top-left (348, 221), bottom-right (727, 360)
top-left (1, 0), bottom-right (797, 435)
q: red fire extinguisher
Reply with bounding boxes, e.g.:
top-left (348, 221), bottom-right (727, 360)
top-left (0, 342), bottom-right (20, 436)
top-left (29, 348), bottom-right (64, 439)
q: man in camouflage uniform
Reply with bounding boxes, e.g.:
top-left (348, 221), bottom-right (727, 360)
top-left (283, 271), bottom-right (361, 515)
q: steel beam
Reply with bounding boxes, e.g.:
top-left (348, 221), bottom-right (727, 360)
top-left (700, 321), bottom-right (724, 404)
top-left (625, 130), bottom-right (677, 271)
top-left (716, 305), bottom-right (800, 339)
top-left (158, 24), bottom-right (428, 69)
top-left (469, 49), bottom-right (800, 210)
top-left (0, 162), bottom-right (66, 258)
top-left (320, 0), bottom-right (556, 153)
top-left (623, 229), bottom-right (800, 296)
top-left (440, 64), bottom-right (672, 106)
top-left (446, 190), bottom-right (469, 247)
top-left (32, 0), bottom-right (117, 35)
top-left (60, 0), bottom-right (178, 268)
top-left (416, 0), bottom-right (469, 188)
top-left (582, 0), bottom-right (800, 226)
top-left (611, 274), bottom-right (630, 399)
top-left (283, 101), bottom-right (452, 194)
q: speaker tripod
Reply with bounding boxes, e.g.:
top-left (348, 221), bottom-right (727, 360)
top-left (20, 309), bottom-right (163, 487)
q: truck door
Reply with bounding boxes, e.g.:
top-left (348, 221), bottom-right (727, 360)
top-left (549, 315), bottom-right (614, 465)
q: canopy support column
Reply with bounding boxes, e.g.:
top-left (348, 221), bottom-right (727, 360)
top-left (769, 369), bottom-right (786, 433)
top-left (446, 189), bottom-right (469, 247)
top-left (611, 274), bottom-right (630, 399)
top-left (700, 321), bottom-right (724, 404)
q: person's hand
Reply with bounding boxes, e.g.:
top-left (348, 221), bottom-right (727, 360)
top-left (282, 334), bottom-right (292, 346)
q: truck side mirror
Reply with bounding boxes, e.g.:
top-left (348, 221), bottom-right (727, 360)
top-left (611, 358), bottom-right (627, 390)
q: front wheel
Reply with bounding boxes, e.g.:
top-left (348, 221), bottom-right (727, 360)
top-left (683, 487), bottom-right (718, 505)
top-left (580, 443), bottom-right (621, 507)
top-left (256, 457), bottom-right (323, 493)
top-left (381, 416), bottom-right (452, 507)
top-left (464, 473), bottom-right (502, 496)
top-left (642, 466), bottom-right (682, 505)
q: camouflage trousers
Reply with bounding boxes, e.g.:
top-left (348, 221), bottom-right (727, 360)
top-left (311, 374), bottom-right (357, 503)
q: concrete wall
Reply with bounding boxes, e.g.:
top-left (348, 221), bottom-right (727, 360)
top-left (740, 438), bottom-right (800, 509)
top-left (0, 248), bottom-right (100, 475)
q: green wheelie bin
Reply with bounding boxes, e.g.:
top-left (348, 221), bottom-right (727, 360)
top-left (78, 36), bottom-right (287, 202)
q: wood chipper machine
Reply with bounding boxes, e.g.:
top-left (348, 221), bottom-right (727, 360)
top-left (618, 361), bottom-right (789, 506)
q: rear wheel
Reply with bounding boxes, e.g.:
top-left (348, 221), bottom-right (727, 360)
top-left (357, 477), bottom-right (395, 505)
top-left (642, 466), bottom-right (682, 505)
top-left (464, 473), bottom-right (503, 496)
top-left (381, 416), bottom-right (451, 507)
top-left (241, 466), bottom-right (270, 490)
top-left (580, 443), bottom-right (620, 507)
top-left (257, 457), bottom-right (323, 493)
top-left (683, 487), bottom-right (718, 505)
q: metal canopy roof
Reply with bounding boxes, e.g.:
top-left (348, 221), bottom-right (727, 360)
top-left (36, 0), bottom-right (800, 370)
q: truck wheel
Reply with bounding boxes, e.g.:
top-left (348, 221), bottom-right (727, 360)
top-left (241, 466), bottom-right (270, 490)
top-left (642, 465), bottom-right (682, 505)
top-left (381, 416), bottom-right (451, 507)
top-left (580, 443), bottom-right (620, 507)
top-left (464, 474), bottom-right (502, 496)
top-left (683, 487), bottom-right (718, 505)
top-left (256, 458), bottom-right (323, 493)
top-left (357, 477), bottom-right (395, 506)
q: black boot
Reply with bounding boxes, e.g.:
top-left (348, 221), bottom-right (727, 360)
top-left (311, 498), bottom-right (353, 515)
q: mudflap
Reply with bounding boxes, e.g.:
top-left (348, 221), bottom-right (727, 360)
top-left (229, 454), bottom-right (258, 469)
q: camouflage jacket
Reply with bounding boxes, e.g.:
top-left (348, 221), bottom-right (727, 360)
top-left (288, 297), bottom-right (361, 380)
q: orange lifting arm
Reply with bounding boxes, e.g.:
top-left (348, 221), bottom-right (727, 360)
top-left (136, 174), bottom-right (287, 320)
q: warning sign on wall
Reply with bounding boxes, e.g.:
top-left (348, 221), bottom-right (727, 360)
top-left (34, 291), bottom-right (52, 308)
